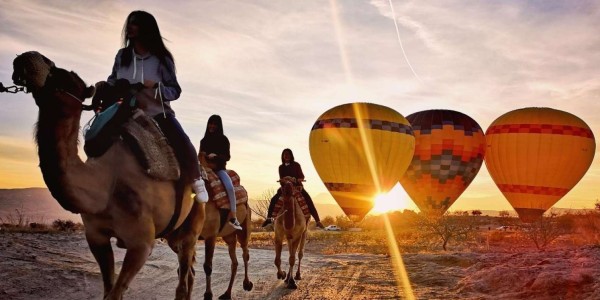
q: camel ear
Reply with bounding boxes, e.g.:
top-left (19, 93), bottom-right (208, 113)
top-left (84, 85), bottom-right (96, 99)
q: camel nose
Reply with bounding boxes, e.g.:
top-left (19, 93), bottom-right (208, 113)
top-left (12, 70), bottom-right (25, 86)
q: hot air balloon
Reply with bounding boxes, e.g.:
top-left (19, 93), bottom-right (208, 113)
top-left (399, 110), bottom-right (486, 216)
top-left (309, 102), bottom-right (415, 221)
top-left (485, 107), bottom-right (595, 222)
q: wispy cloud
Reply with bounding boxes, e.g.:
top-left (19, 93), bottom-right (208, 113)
top-left (1, 0), bottom-right (599, 210)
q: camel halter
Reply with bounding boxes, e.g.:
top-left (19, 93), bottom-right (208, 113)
top-left (40, 68), bottom-right (96, 111)
top-left (0, 82), bottom-right (26, 94)
top-left (1, 75), bottom-right (90, 110)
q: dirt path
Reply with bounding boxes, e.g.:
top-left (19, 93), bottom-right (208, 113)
top-left (0, 232), bottom-right (408, 299)
top-left (1, 232), bottom-right (599, 299)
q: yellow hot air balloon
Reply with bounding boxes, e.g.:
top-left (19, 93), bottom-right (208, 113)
top-left (399, 110), bottom-right (486, 216)
top-left (485, 107), bottom-right (596, 222)
top-left (309, 102), bottom-right (415, 221)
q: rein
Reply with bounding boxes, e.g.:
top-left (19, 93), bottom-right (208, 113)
top-left (46, 87), bottom-right (95, 111)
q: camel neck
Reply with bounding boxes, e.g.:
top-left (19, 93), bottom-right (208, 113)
top-left (36, 101), bottom-right (105, 214)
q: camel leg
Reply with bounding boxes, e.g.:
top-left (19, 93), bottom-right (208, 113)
top-left (274, 234), bottom-right (286, 280)
top-left (237, 226), bottom-right (253, 291)
top-left (218, 234), bottom-right (238, 300)
top-left (105, 240), bottom-right (154, 300)
top-left (295, 229), bottom-right (307, 280)
top-left (85, 231), bottom-right (115, 298)
top-left (203, 237), bottom-right (217, 300)
top-left (286, 237), bottom-right (301, 289)
top-left (173, 232), bottom-right (199, 300)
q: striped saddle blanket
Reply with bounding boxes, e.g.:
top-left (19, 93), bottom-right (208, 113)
top-left (273, 189), bottom-right (311, 220)
top-left (205, 168), bottom-right (248, 209)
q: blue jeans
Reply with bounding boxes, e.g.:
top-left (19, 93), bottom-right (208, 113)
top-left (217, 170), bottom-right (236, 213)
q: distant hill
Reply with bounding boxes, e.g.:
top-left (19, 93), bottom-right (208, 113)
top-left (1, 188), bottom-right (594, 225)
top-left (0, 188), bottom-right (82, 223)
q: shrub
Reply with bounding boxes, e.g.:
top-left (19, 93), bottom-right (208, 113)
top-left (52, 219), bottom-right (77, 232)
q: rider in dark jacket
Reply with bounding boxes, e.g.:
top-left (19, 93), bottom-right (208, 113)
top-left (262, 148), bottom-right (324, 229)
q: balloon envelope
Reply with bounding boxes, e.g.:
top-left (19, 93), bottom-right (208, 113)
top-left (309, 103), bottom-right (415, 221)
top-left (485, 107), bottom-right (596, 222)
top-left (399, 110), bottom-right (486, 215)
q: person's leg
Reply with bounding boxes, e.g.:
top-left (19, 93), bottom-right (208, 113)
top-left (154, 114), bottom-right (207, 202)
top-left (261, 189), bottom-right (281, 227)
top-left (301, 189), bottom-right (324, 228)
top-left (217, 170), bottom-right (241, 230)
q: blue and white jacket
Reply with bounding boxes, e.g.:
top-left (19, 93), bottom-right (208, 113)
top-left (107, 48), bottom-right (182, 117)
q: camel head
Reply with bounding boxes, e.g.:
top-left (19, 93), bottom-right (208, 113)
top-left (280, 176), bottom-right (296, 199)
top-left (12, 51), bottom-right (55, 92)
top-left (12, 51), bottom-right (95, 106)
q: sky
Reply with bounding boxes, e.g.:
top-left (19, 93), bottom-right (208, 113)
top-left (0, 0), bottom-right (599, 215)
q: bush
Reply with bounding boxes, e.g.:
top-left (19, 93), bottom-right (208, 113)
top-left (52, 219), bottom-right (77, 232)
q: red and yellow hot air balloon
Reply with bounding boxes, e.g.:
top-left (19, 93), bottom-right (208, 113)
top-left (309, 103), bottom-right (415, 221)
top-left (485, 107), bottom-right (595, 222)
top-left (399, 110), bottom-right (486, 216)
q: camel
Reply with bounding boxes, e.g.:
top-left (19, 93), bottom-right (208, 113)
top-left (273, 176), bottom-right (309, 289)
top-left (11, 51), bottom-right (205, 300)
top-left (198, 156), bottom-right (253, 300)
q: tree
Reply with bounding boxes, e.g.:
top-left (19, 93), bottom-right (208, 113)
top-left (522, 214), bottom-right (570, 250)
top-left (321, 216), bottom-right (335, 226)
top-left (498, 210), bottom-right (510, 218)
top-left (335, 215), bottom-right (353, 229)
top-left (471, 210), bottom-right (482, 216)
top-left (595, 200), bottom-right (600, 211)
top-left (415, 213), bottom-right (476, 251)
top-left (249, 188), bottom-right (277, 221)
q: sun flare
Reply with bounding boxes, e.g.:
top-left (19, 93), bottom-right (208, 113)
top-left (370, 184), bottom-right (413, 214)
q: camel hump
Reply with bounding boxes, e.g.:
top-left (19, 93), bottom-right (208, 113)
top-left (204, 168), bottom-right (248, 209)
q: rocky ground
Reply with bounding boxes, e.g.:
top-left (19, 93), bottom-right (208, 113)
top-left (1, 232), bottom-right (599, 299)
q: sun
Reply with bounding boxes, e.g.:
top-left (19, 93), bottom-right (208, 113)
top-left (370, 184), bottom-right (413, 214)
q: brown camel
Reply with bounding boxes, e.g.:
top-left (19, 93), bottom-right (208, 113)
top-left (273, 176), bottom-right (309, 289)
top-left (12, 51), bottom-right (205, 300)
top-left (198, 156), bottom-right (253, 300)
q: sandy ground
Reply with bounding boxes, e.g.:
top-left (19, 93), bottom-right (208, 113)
top-left (1, 232), bottom-right (599, 300)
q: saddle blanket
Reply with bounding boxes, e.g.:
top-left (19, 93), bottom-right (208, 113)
top-left (205, 168), bottom-right (248, 209)
top-left (273, 190), bottom-right (311, 220)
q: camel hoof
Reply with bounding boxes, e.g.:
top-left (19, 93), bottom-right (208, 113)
top-left (277, 271), bottom-right (286, 280)
top-left (243, 280), bottom-right (254, 291)
top-left (218, 293), bottom-right (231, 300)
top-left (287, 279), bottom-right (298, 289)
top-left (204, 292), bottom-right (213, 300)
top-left (295, 273), bottom-right (302, 280)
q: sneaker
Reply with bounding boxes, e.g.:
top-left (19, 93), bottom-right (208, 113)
top-left (316, 221), bottom-right (325, 229)
top-left (229, 218), bottom-right (242, 230)
top-left (192, 179), bottom-right (209, 203)
top-left (261, 218), bottom-right (273, 228)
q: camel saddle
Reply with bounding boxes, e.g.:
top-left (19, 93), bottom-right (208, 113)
top-left (83, 82), bottom-right (179, 181)
top-left (273, 190), bottom-right (311, 220)
top-left (204, 168), bottom-right (248, 209)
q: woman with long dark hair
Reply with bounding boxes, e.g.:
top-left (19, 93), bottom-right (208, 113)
top-left (199, 115), bottom-right (242, 230)
top-left (262, 148), bottom-right (324, 229)
top-left (98, 10), bottom-right (208, 203)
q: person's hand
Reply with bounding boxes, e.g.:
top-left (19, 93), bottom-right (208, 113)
top-left (130, 82), bottom-right (145, 92)
top-left (144, 80), bottom-right (157, 88)
top-left (208, 153), bottom-right (217, 159)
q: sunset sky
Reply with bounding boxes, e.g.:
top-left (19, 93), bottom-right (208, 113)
top-left (1, 0), bottom-right (599, 215)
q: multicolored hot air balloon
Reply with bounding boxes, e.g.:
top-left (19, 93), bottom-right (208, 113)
top-left (485, 107), bottom-right (596, 222)
top-left (399, 110), bottom-right (486, 216)
top-left (309, 103), bottom-right (415, 221)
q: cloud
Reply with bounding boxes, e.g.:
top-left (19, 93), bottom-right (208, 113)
top-left (1, 0), bottom-right (599, 209)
